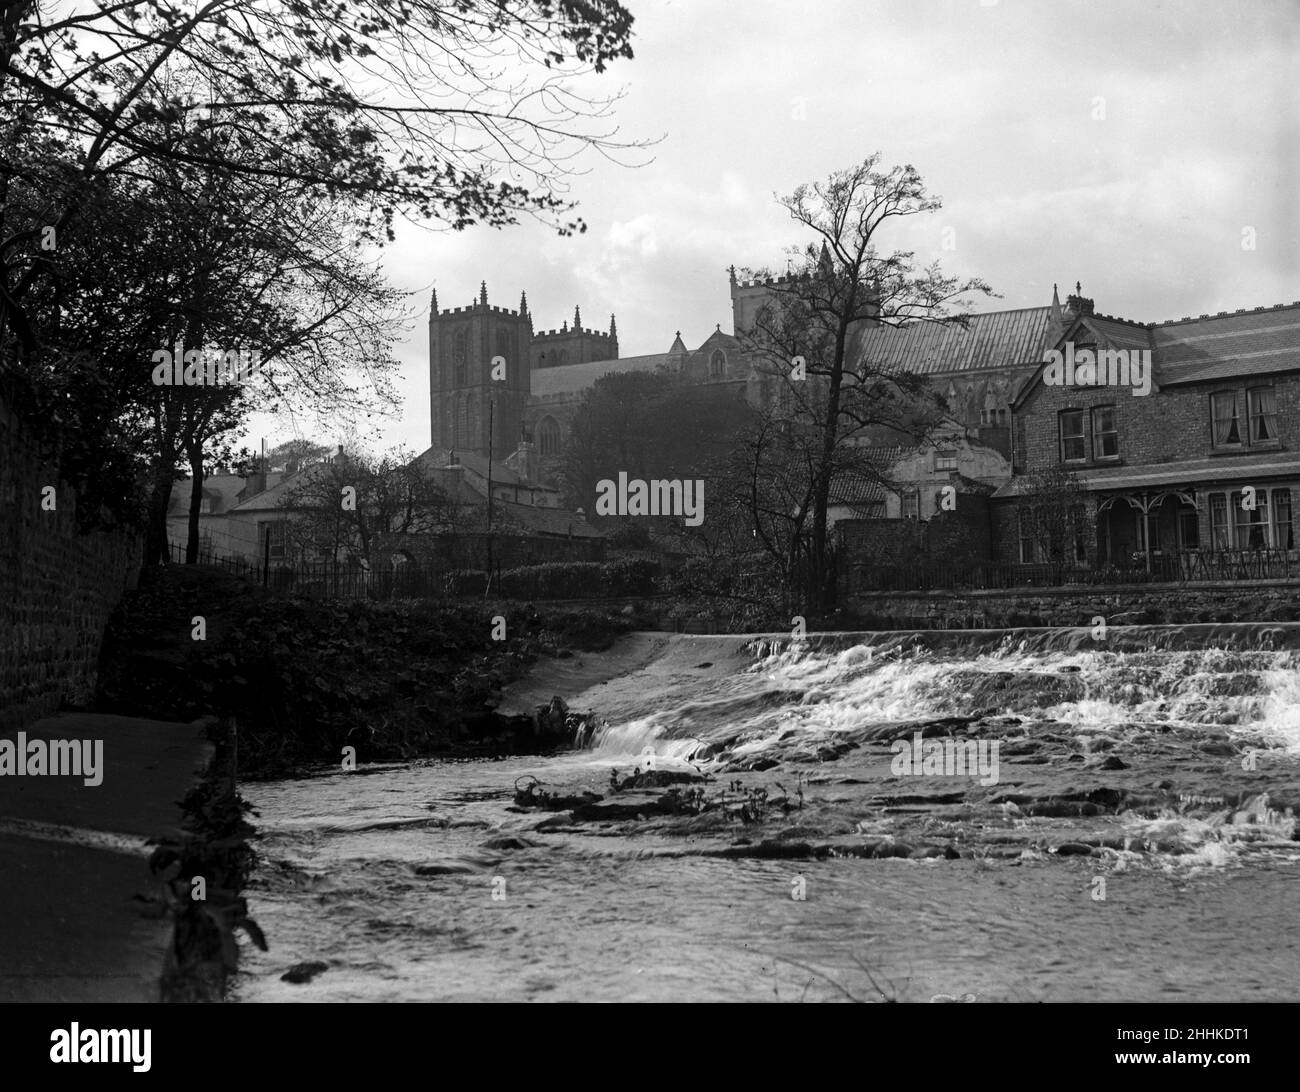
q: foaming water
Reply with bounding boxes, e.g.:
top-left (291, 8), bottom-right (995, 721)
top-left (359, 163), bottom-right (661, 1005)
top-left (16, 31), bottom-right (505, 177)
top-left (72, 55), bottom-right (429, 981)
top-left (233, 626), bottom-right (1300, 1002)
top-left (588, 627), bottom-right (1300, 761)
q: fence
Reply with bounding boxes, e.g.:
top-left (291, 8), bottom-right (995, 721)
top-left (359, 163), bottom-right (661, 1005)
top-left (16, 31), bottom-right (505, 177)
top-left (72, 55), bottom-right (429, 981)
top-left (165, 543), bottom-right (663, 601)
top-left (844, 549), bottom-right (1298, 593)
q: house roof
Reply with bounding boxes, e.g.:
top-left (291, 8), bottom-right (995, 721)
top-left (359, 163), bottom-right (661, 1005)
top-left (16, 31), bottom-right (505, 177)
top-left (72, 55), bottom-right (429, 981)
top-left (167, 473), bottom-right (246, 515)
top-left (848, 307), bottom-right (1054, 376)
top-left (827, 473), bottom-right (887, 507)
top-left (492, 498), bottom-right (606, 538)
top-left (991, 453), bottom-right (1300, 498)
top-left (415, 447), bottom-right (556, 491)
top-left (229, 462), bottom-right (329, 512)
top-left (530, 353), bottom-right (679, 397)
top-left (1080, 315), bottom-right (1152, 352)
top-left (1152, 305), bottom-right (1300, 385)
top-left (1014, 301), bottom-right (1300, 407)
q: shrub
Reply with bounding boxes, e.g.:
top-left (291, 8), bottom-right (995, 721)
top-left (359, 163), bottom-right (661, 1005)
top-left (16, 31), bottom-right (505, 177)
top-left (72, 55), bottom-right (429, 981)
top-left (444, 569), bottom-right (488, 596)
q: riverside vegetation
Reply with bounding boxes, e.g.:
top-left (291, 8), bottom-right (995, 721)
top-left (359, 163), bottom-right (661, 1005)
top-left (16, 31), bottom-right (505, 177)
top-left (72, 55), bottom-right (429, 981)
top-left (96, 565), bottom-right (641, 778)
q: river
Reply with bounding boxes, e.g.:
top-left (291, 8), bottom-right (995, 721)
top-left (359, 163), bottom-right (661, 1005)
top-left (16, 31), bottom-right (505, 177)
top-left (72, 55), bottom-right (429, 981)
top-left (232, 626), bottom-right (1300, 1002)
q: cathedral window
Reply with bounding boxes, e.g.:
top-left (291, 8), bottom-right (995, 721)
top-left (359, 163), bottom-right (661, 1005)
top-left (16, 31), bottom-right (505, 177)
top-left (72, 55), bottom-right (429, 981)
top-left (538, 416), bottom-right (561, 456)
top-left (709, 349), bottom-right (727, 378)
top-left (453, 329), bottom-right (467, 385)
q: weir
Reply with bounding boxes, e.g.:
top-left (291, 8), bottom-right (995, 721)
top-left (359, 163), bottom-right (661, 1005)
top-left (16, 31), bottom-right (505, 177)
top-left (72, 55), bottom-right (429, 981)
top-left (584, 624), bottom-right (1300, 762)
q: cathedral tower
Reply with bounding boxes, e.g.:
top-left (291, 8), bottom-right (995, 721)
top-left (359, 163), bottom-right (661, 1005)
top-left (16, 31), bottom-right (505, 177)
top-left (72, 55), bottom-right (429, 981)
top-left (428, 282), bottom-right (532, 458)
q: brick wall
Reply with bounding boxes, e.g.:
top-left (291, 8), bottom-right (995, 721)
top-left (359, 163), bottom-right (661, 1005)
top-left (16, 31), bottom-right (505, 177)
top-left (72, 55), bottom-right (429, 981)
top-left (0, 393), bottom-right (140, 728)
top-left (836, 518), bottom-right (925, 566)
top-left (927, 493), bottom-right (991, 566)
top-left (1018, 368), bottom-right (1300, 473)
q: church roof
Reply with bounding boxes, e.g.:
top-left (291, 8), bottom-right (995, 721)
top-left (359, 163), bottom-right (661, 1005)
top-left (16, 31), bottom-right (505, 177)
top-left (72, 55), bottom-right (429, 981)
top-left (849, 307), bottom-right (1054, 376)
top-left (530, 353), bottom-right (679, 397)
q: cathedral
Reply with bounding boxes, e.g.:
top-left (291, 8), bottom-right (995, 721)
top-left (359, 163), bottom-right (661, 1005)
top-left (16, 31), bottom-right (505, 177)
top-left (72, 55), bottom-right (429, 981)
top-left (428, 273), bottom-right (765, 477)
top-left (428, 270), bottom-right (1082, 493)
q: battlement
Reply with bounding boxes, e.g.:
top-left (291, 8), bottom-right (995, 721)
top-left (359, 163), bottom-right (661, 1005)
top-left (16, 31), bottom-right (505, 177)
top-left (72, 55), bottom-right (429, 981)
top-left (435, 303), bottom-right (522, 318)
top-left (533, 327), bottom-right (615, 340)
top-left (733, 274), bottom-right (804, 290)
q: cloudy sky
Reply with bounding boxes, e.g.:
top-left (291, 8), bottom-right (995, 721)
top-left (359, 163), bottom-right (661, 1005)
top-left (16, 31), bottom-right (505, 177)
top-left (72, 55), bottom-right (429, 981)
top-left (251, 0), bottom-right (1300, 457)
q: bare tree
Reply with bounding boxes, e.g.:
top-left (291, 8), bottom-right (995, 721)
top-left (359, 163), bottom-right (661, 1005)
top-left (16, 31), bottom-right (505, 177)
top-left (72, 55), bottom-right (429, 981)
top-left (1015, 465), bottom-right (1090, 570)
top-left (738, 154), bottom-right (995, 610)
top-left (0, 0), bottom-right (645, 354)
top-left (283, 447), bottom-right (473, 566)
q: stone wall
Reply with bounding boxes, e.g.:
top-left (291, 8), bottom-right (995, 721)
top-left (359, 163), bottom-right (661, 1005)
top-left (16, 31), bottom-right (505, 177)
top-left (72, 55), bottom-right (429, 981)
top-left (843, 579), bottom-right (1300, 630)
top-left (0, 393), bottom-right (140, 728)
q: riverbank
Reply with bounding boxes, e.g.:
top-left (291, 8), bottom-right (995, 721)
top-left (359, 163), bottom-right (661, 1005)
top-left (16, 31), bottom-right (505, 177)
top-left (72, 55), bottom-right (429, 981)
top-left (0, 712), bottom-right (210, 1001)
top-left (95, 565), bottom-right (641, 778)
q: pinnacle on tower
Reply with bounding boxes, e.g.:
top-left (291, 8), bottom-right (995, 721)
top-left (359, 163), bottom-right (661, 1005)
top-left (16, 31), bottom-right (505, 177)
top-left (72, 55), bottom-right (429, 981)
top-left (519, 291), bottom-right (529, 316)
top-left (574, 305), bottom-right (582, 330)
top-left (609, 313), bottom-right (617, 338)
top-left (480, 281), bottom-right (488, 305)
top-left (818, 241), bottom-right (834, 275)
top-left (430, 287), bottom-right (438, 314)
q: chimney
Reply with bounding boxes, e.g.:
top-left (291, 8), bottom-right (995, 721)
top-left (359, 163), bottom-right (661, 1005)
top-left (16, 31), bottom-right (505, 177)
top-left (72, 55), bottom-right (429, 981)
top-left (1063, 281), bottom-right (1094, 323)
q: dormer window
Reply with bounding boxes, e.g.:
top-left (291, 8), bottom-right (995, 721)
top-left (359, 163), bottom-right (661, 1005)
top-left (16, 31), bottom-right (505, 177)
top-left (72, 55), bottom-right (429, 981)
top-left (709, 349), bottom-right (727, 378)
top-left (934, 450), bottom-right (957, 472)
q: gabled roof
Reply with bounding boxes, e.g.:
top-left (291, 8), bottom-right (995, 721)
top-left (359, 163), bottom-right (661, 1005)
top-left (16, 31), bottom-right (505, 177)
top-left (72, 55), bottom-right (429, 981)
top-left (1077, 315), bottom-right (1152, 352)
top-left (229, 463), bottom-right (329, 512)
top-left (530, 353), bottom-right (678, 397)
top-left (849, 307), bottom-right (1053, 376)
top-left (167, 473), bottom-right (246, 515)
top-left (1014, 300), bottom-right (1300, 406)
top-left (697, 327), bottom-right (741, 350)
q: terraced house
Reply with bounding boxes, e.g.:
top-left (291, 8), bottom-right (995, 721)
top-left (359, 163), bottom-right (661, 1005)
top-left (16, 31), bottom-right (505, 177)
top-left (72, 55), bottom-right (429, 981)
top-left (997, 293), bottom-right (1300, 577)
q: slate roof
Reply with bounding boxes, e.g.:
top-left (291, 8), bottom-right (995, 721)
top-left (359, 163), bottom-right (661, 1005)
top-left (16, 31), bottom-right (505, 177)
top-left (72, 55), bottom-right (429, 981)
top-left (848, 307), bottom-right (1054, 376)
top-left (166, 473), bottom-right (246, 515)
top-left (1151, 304), bottom-right (1300, 385)
top-left (530, 353), bottom-right (679, 397)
